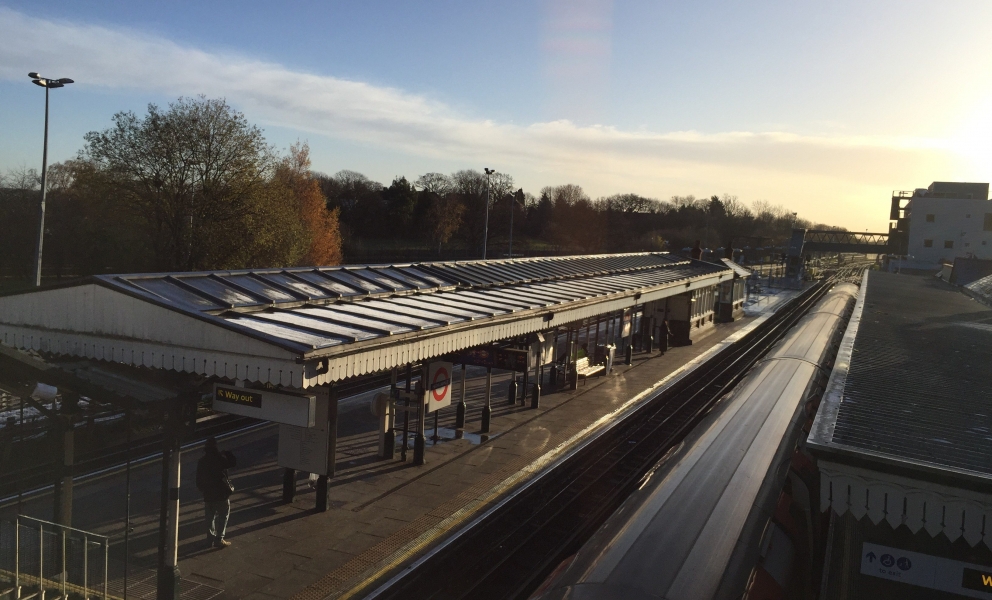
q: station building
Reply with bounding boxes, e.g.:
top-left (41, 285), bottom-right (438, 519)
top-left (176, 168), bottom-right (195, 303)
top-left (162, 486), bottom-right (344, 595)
top-left (889, 181), bottom-right (992, 266)
top-left (808, 271), bottom-right (992, 598)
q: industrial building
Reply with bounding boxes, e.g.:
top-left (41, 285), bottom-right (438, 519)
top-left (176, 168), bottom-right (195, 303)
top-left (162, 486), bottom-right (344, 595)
top-left (889, 181), bottom-right (992, 266)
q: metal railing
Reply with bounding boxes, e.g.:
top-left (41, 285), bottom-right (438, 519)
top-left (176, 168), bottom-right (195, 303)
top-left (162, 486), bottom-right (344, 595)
top-left (1, 515), bottom-right (110, 600)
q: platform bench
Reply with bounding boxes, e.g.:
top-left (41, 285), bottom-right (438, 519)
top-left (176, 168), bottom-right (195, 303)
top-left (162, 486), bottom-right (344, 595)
top-left (574, 357), bottom-right (605, 384)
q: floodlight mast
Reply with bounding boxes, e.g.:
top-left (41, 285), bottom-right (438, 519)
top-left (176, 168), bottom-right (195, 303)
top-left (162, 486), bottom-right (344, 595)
top-left (27, 72), bottom-right (74, 287)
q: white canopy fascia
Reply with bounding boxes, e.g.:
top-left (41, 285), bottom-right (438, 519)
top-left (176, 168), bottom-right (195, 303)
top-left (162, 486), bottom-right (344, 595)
top-left (819, 460), bottom-right (992, 549)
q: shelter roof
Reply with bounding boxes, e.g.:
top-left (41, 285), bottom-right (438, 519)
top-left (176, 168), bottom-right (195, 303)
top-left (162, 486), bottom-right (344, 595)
top-left (809, 271), bottom-right (992, 487)
top-left (0, 253), bottom-right (730, 388)
top-left (965, 272), bottom-right (992, 305)
top-left (719, 258), bottom-right (751, 278)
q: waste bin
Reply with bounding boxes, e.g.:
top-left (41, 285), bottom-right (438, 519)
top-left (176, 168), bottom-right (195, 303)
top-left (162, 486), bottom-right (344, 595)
top-left (594, 344), bottom-right (617, 375)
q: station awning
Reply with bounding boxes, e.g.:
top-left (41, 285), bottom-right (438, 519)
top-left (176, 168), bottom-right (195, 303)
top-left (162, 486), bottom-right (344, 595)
top-left (0, 253), bottom-right (731, 389)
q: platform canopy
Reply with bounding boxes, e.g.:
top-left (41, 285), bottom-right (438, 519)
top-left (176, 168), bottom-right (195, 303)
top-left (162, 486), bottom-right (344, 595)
top-left (0, 253), bottom-right (731, 389)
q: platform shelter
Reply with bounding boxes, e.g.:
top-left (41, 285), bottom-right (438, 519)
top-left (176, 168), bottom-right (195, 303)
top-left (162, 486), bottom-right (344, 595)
top-left (0, 252), bottom-right (733, 597)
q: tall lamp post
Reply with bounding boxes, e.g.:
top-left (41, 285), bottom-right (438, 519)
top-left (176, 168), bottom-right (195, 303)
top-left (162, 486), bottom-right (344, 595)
top-left (508, 189), bottom-right (523, 258)
top-left (482, 168), bottom-right (494, 259)
top-left (28, 72), bottom-right (74, 287)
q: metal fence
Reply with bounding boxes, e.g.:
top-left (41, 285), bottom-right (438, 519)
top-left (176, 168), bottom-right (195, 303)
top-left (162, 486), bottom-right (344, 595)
top-left (0, 516), bottom-right (110, 600)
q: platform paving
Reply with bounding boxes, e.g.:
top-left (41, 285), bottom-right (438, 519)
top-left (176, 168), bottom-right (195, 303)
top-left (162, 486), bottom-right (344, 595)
top-left (1, 286), bottom-right (798, 600)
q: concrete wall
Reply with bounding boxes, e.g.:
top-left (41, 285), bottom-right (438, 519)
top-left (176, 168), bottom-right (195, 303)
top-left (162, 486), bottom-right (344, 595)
top-left (906, 196), bottom-right (992, 264)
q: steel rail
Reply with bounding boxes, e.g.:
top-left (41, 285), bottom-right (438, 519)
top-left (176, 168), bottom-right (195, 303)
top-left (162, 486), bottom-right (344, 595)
top-left (0, 369), bottom-right (398, 500)
top-left (365, 275), bottom-right (845, 600)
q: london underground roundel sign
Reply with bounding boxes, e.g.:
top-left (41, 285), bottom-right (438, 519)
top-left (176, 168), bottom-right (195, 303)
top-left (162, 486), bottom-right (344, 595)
top-left (427, 361), bottom-right (453, 412)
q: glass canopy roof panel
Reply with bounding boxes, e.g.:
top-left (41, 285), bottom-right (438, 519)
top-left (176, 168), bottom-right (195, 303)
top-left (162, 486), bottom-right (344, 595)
top-left (286, 306), bottom-right (387, 341)
top-left (515, 282), bottom-right (587, 302)
top-left (360, 299), bottom-right (467, 324)
top-left (472, 288), bottom-right (552, 308)
top-left (223, 274), bottom-right (298, 303)
top-left (297, 306), bottom-right (413, 335)
top-left (290, 270), bottom-right (364, 297)
top-left (389, 296), bottom-right (491, 319)
top-left (396, 266), bottom-right (453, 287)
top-left (373, 267), bottom-right (434, 289)
top-left (438, 291), bottom-right (521, 313)
top-left (330, 304), bottom-right (438, 330)
top-left (248, 311), bottom-right (377, 342)
top-left (125, 278), bottom-right (221, 310)
top-left (450, 290), bottom-right (538, 310)
top-left (347, 268), bottom-right (411, 292)
top-left (224, 315), bottom-right (342, 349)
top-left (172, 276), bottom-right (264, 307)
top-left (436, 265), bottom-right (492, 286)
top-left (252, 272), bottom-right (335, 300)
top-left (320, 270), bottom-right (387, 294)
top-left (525, 259), bottom-right (574, 278)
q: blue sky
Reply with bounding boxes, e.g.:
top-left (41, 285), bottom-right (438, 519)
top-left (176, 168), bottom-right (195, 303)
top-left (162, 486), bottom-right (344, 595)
top-left (3, 1), bottom-right (992, 231)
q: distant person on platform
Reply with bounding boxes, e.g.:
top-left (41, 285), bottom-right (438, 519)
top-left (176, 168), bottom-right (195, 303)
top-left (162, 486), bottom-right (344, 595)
top-left (659, 319), bottom-right (672, 353)
top-left (691, 241), bottom-right (702, 260)
top-left (577, 343), bottom-right (588, 360)
top-left (196, 437), bottom-right (237, 549)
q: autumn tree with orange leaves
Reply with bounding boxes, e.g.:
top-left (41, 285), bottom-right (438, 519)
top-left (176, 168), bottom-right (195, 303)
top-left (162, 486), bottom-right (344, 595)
top-left (273, 142), bottom-right (343, 266)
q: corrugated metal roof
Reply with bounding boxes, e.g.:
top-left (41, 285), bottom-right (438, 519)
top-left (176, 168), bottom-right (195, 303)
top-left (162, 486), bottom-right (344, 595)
top-left (0, 253), bottom-right (731, 387)
top-left (810, 271), bottom-right (992, 482)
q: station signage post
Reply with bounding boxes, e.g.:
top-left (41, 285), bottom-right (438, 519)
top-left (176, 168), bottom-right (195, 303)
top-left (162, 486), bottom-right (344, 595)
top-left (450, 347), bottom-right (533, 372)
top-left (426, 361), bottom-right (453, 412)
top-left (212, 385), bottom-right (316, 427)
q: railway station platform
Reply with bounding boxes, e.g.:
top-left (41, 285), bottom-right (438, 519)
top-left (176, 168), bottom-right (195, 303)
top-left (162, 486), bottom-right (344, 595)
top-left (1, 287), bottom-right (799, 600)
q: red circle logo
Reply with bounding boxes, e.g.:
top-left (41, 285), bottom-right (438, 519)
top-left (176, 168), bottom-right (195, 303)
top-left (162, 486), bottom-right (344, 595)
top-left (432, 367), bottom-right (449, 402)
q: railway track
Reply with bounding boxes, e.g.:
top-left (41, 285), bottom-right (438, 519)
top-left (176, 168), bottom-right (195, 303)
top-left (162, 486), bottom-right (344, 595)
top-left (0, 370), bottom-right (398, 503)
top-left (365, 273), bottom-right (858, 600)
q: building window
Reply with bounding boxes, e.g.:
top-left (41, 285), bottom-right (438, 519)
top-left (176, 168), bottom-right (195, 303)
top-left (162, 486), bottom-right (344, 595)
top-left (923, 239), bottom-right (933, 247)
top-left (945, 240), bottom-right (954, 249)
top-left (926, 214), bottom-right (935, 222)
top-left (984, 213), bottom-right (992, 231)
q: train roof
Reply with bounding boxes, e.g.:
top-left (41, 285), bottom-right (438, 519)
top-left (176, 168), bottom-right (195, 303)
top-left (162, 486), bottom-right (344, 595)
top-left (536, 283), bottom-right (858, 600)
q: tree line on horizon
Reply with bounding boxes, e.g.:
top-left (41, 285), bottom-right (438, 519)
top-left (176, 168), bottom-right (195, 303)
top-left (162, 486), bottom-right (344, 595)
top-left (0, 96), bottom-right (843, 280)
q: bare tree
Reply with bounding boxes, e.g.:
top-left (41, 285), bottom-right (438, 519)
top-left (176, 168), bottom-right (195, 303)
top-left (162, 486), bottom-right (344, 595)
top-left (546, 184), bottom-right (589, 206)
top-left (83, 96), bottom-right (278, 270)
top-left (597, 193), bottom-right (657, 213)
top-left (488, 171), bottom-right (515, 202)
top-left (415, 172), bottom-right (452, 195)
top-left (450, 169), bottom-right (487, 197)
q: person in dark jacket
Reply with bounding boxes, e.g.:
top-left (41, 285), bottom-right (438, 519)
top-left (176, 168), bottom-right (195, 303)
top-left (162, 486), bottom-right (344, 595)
top-left (659, 319), bottom-right (672, 353)
top-left (195, 437), bottom-right (236, 548)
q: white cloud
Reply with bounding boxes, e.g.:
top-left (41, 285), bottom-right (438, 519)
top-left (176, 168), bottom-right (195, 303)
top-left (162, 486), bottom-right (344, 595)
top-left (0, 7), bottom-right (974, 230)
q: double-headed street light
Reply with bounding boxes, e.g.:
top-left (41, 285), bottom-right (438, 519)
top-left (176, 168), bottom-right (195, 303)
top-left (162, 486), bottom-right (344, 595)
top-left (28, 72), bottom-right (74, 287)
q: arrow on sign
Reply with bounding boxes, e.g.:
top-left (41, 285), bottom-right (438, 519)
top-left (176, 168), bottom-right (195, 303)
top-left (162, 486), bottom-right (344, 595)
top-left (866, 552), bottom-right (876, 563)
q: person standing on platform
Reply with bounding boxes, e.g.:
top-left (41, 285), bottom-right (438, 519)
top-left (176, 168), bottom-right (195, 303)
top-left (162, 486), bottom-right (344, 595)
top-left (659, 319), bottom-right (672, 353)
top-left (195, 437), bottom-right (237, 548)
